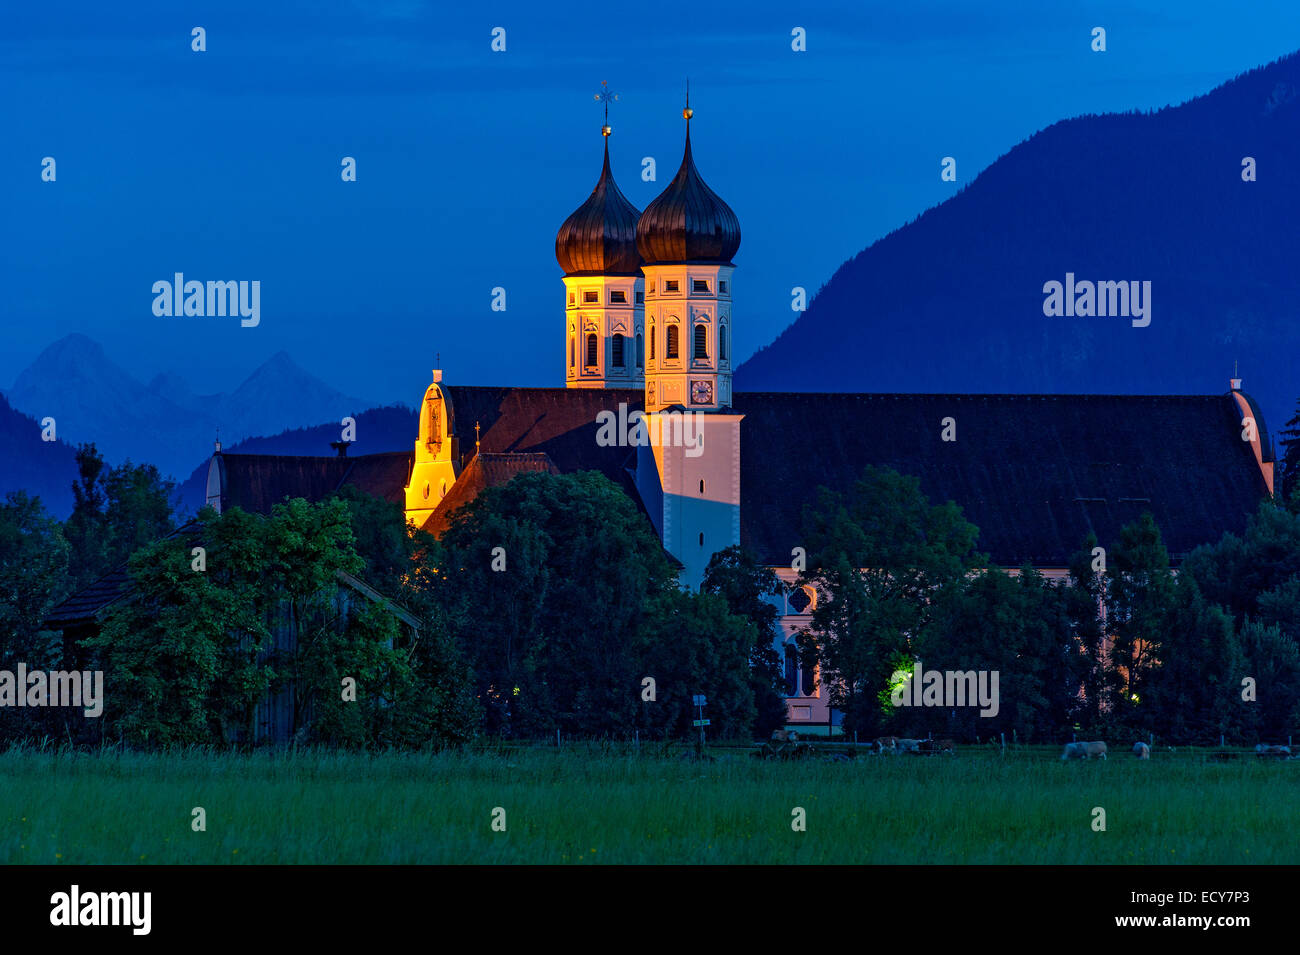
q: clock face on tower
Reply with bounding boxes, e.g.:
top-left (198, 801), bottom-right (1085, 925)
top-left (690, 379), bottom-right (714, 405)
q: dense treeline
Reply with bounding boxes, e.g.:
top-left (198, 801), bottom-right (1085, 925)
top-left (3, 440), bottom-right (1300, 749)
top-left (796, 467), bottom-right (1300, 744)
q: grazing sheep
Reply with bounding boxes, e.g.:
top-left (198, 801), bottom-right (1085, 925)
top-left (1255, 743), bottom-right (1291, 758)
top-left (874, 736), bottom-right (899, 755)
top-left (1062, 741), bottom-right (1107, 760)
top-left (1132, 742), bottom-right (1150, 759)
top-left (895, 738), bottom-right (922, 755)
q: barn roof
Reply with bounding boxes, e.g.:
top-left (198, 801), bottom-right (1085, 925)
top-left (212, 450), bottom-right (412, 513)
top-left (45, 520), bottom-right (206, 626)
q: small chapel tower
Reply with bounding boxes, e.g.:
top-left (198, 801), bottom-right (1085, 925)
top-left (555, 84), bottom-right (645, 389)
top-left (404, 368), bottom-right (460, 529)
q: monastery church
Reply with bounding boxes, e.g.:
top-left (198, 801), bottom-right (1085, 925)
top-left (195, 100), bottom-right (1275, 729)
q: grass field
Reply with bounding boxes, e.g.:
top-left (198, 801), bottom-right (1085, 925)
top-left (1, 742), bottom-right (1295, 864)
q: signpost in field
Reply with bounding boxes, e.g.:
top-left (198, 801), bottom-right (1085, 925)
top-left (693, 695), bottom-right (708, 750)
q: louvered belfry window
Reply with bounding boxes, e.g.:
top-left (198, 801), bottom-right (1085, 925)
top-left (586, 333), bottom-right (598, 367)
top-left (612, 334), bottom-right (625, 368)
top-left (666, 325), bottom-right (679, 359)
top-left (694, 324), bottom-right (707, 359)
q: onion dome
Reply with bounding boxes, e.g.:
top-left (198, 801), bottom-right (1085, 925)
top-left (636, 115), bottom-right (741, 266)
top-left (555, 139), bottom-right (643, 276)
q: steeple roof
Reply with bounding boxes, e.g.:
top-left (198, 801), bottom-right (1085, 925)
top-left (636, 118), bottom-right (741, 266)
top-left (555, 139), bottom-right (643, 276)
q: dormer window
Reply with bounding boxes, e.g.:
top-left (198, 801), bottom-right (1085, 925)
top-left (692, 279), bottom-right (709, 293)
top-left (719, 281), bottom-right (728, 294)
top-left (664, 280), bottom-right (679, 293)
top-left (610, 290), bottom-right (627, 304)
top-left (584, 290), bottom-right (599, 304)
top-left (568, 292), bottom-right (575, 305)
top-left (636, 291), bottom-right (645, 304)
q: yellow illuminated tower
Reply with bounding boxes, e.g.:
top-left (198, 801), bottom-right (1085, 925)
top-left (404, 367), bottom-right (460, 528)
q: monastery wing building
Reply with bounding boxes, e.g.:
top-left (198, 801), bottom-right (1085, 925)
top-left (202, 101), bottom-right (1276, 730)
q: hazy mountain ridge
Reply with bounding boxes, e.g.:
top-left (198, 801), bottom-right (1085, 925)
top-left (6, 334), bottom-right (375, 483)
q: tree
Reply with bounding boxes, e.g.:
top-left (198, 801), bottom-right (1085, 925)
top-left (916, 565), bottom-right (1072, 741)
top-left (0, 492), bottom-right (72, 741)
top-left (1063, 534), bottom-right (1109, 731)
top-left (637, 588), bottom-right (757, 740)
top-left (1141, 577), bottom-right (1246, 743)
top-left (86, 510), bottom-right (272, 747)
top-left (1278, 397), bottom-right (1300, 502)
top-left (1236, 619), bottom-right (1300, 741)
top-left (63, 444), bottom-right (177, 592)
top-left (436, 471), bottom-right (681, 737)
top-left (1104, 513), bottom-right (1175, 728)
top-left (435, 471), bottom-right (765, 740)
top-left (331, 485), bottom-right (481, 746)
top-left (701, 545), bottom-right (789, 737)
top-left (795, 466), bottom-right (982, 736)
top-left (85, 500), bottom-right (435, 749)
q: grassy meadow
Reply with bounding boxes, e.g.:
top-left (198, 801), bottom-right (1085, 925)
top-left (0, 742), bottom-right (1294, 864)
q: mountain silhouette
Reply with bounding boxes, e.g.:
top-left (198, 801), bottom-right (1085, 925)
top-left (6, 335), bottom-right (373, 482)
top-left (0, 391), bottom-right (80, 517)
top-left (735, 51), bottom-right (1300, 437)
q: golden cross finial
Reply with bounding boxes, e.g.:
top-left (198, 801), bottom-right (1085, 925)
top-left (683, 78), bottom-right (692, 121)
top-left (475, 420), bottom-right (481, 454)
top-left (595, 81), bottom-right (617, 136)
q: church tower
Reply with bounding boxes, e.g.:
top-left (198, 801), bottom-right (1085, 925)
top-left (555, 85), bottom-right (645, 389)
top-left (636, 95), bottom-right (740, 413)
top-left (634, 94), bottom-right (744, 587)
top-left (403, 369), bottom-right (460, 529)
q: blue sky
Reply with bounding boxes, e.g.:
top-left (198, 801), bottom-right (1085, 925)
top-left (5, 0), bottom-right (1300, 405)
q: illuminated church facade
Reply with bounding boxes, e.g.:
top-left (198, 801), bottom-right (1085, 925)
top-left (200, 100), bottom-right (1277, 730)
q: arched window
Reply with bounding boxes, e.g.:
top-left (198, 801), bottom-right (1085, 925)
top-left (699, 479), bottom-right (705, 494)
top-left (569, 336), bottom-right (575, 368)
top-left (586, 333), bottom-right (598, 367)
top-left (612, 334), bottom-right (625, 368)
top-left (800, 660), bottom-right (816, 697)
top-left (719, 325), bottom-right (728, 361)
top-left (693, 324), bottom-right (707, 359)
top-left (650, 325), bottom-right (656, 360)
top-left (635, 333), bottom-right (643, 369)
top-left (698, 531), bottom-right (705, 547)
top-left (784, 645), bottom-right (798, 697)
top-left (666, 325), bottom-right (679, 360)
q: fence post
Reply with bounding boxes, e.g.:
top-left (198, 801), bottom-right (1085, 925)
top-left (1220, 734), bottom-right (1225, 748)
top-left (1000, 732), bottom-right (1005, 750)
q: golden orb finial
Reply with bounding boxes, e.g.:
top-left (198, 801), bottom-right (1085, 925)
top-left (602, 124), bottom-right (612, 137)
top-left (683, 77), bottom-right (692, 120)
